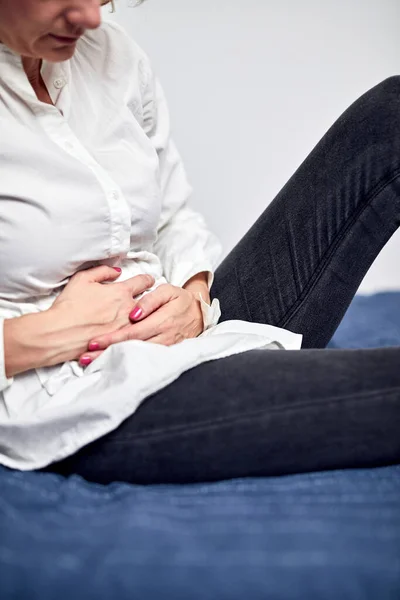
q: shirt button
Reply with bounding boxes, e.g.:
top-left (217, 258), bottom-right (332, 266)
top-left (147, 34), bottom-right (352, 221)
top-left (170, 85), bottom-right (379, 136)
top-left (54, 78), bottom-right (66, 89)
top-left (109, 190), bottom-right (119, 201)
top-left (64, 141), bottom-right (74, 150)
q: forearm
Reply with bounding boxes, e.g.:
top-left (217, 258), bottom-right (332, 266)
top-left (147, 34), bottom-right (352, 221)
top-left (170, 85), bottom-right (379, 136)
top-left (3, 274), bottom-right (211, 378)
top-left (3, 309), bottom-right (94, 378)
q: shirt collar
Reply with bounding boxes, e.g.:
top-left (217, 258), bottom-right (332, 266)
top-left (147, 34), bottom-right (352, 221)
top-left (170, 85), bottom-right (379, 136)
top-left (0, 43), bottom-right (71, 118)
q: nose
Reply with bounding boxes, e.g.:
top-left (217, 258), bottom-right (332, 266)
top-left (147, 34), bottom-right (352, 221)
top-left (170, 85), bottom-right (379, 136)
top-left (66, 0), bottom-right (102, 31)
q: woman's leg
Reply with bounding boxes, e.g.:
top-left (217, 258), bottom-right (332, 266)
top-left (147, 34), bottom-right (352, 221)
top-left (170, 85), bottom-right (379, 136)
top-left (47, 78), bottom-right (400, 485)
top-left (49, 347), bottom-right (400, 485)
top-left (211, 77), bottom-right (400, 347)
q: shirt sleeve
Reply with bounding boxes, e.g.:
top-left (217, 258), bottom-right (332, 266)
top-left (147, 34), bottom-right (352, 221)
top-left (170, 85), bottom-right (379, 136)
top-left (138, 54), bottom-right (223, 291)
top-left (0, 319), bottom-right (14, 393)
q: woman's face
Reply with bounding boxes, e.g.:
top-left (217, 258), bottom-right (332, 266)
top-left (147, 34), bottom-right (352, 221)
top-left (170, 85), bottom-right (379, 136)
top-left (0, 0), bottom-right (103, 62)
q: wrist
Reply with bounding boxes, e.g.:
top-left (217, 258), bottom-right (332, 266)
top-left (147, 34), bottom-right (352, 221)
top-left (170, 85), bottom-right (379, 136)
top-left (43, 305), bottom-right (99, 366)
top-left (183, 272), bottom-right (211, 305)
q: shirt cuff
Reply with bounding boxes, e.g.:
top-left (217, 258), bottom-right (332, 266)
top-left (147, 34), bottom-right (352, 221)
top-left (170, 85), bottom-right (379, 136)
top-left (198, 293), bottom-right (222, 332)
top-left (0, 318), bottom-right (14, 393)
top-left (173, 263), bottom-right (216, 291)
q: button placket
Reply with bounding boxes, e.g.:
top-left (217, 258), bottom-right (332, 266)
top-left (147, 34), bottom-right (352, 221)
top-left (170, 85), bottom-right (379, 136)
top-left (38, 106), bottom-right (131, 256)
top-left (37, 57), bottom-right (131, 256)
top-left (54, 78), bottom-right (67, 90)
top-left (69, 131), bottom-right (130, 253)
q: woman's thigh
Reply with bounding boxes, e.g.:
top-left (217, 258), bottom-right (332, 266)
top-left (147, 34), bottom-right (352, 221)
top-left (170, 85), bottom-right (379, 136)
top-left (212, 77), bottom-right (400, 348)
top-left (49, 347), bottom-right (400, 485)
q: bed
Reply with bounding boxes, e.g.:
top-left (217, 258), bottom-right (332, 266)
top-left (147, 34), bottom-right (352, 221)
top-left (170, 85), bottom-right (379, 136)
top-left (1, 292), bottom-right (399, 599)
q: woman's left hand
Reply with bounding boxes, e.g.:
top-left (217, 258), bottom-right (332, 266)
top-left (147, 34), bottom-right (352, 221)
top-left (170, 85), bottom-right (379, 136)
top-left (79, 283), bottom-right (205, 364)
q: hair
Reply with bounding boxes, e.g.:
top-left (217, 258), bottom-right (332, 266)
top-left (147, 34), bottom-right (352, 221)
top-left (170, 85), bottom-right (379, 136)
top-left (101, 0), bottom-right (146, 9)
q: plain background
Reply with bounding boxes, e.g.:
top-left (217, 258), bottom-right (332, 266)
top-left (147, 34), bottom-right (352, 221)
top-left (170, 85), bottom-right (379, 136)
top-left (108, 0), bottom-right (399, 293)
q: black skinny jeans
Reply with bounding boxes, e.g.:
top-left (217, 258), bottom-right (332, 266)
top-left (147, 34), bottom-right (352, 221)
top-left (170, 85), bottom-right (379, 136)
top-left (49, 77), bottom-right (400, 485)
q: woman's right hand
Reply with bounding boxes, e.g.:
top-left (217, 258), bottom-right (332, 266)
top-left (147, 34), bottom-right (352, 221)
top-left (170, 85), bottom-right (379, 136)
top-left (47, 266), bottom-right (155, 363)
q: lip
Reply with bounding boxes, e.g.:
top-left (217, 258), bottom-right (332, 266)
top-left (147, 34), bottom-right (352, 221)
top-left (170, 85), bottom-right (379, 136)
top-left (49, 34), bottom-right (80, 45)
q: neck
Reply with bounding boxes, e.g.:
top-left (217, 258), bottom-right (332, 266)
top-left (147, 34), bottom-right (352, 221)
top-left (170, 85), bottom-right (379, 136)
top-left (21, 56), bottom-right (42, 87)
top-left (21, 55), bottom-right (54, 106)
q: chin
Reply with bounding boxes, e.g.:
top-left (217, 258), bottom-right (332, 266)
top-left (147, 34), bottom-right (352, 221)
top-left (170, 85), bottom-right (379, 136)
top-left (44, 45), bottom-right (77, 62)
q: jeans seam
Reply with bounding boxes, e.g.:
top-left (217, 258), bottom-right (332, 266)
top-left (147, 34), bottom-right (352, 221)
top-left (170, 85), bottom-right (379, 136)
top-left (109, 386), bottom-right (400, 444)
top-left (276, 166), bottom-right (400, 329)
top-left (284, 208), bottom-right (302, 298)
top-left (234, 261), bottom-right (253, 321)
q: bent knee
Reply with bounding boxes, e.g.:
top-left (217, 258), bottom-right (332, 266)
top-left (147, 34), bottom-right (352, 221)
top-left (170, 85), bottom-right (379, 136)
top-left (368, 75), bottom-right (400, 103)
top-left (350, 75), bottom-right (400, 130)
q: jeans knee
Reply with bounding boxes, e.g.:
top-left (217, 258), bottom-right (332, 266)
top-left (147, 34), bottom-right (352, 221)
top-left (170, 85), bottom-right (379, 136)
top-left (362, 76), bottom-right (400, 113)
top-left (373, 75), bottom-right (400, 99)
top-left (351, 76), bottom-right (400, 133)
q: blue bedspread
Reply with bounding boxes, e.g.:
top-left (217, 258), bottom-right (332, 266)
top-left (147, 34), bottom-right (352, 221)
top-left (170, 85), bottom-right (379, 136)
top-left (1, 293), bottom-right (400, 600)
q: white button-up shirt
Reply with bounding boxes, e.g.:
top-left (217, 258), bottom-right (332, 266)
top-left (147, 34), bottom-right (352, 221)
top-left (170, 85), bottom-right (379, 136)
top-left (0, 21), bottom-right (302, 470)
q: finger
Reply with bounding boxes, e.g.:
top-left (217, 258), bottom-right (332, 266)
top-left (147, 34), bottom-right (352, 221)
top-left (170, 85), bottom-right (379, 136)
top-left (79, 350), bottom-right (104, 367)
top-left (76, 265), bottom-right (122, 284)
top-left (127, 304), bottom-right (189, 343)
top-left (127, 305), bottom-right (173, 340)
top-left (89, 304), bottom-right (172, 350)
top-left (88, 324), bottom-right (136, 351)
top-left (119, 274), bottom-right (155, 300)
top-left (129, 284), bottom-right (176, 322)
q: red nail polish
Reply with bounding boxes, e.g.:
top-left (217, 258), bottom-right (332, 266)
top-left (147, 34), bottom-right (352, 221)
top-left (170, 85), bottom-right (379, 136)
top-left (88, 342), bottom-right (100, 351)
top-left (80, 356), bottom-right (93, 366)
top-left (129, 307), bottom-right (143, 321)
top-left (113, 267), bottom-right (121, 273)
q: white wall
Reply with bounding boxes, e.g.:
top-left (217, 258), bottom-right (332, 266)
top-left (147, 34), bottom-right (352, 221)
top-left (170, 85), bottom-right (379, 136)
top-left (108, 0), bottom-right (400, 293)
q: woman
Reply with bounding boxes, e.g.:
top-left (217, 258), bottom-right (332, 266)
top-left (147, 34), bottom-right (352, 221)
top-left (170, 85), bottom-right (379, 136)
top-left (0, 0), bottom-right (399, 485)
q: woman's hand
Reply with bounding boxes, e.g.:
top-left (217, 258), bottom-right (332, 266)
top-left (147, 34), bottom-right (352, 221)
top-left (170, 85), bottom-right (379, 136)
top-left (4, 266), bottom-right (156, 378)
top-left (49, 266), bottom-right (155, 364)
top-left (80, 283), bottom-right (206, 364)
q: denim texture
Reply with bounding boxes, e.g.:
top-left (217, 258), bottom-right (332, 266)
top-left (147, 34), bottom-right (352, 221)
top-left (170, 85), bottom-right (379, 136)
top-left (49, 78), bottom-right (400, 486)
top-left (213, 77), bottom-right (400, 348)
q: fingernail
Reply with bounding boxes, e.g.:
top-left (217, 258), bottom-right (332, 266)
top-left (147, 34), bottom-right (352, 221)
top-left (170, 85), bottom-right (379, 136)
top-left (113, 267), bottom-right (122, 273)
top-left (80, 356), bottom-right (93, 366)
top-left (129, 307), bottom-right (143, 321)
top-left (88, 342), bottom-right (100, 351)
